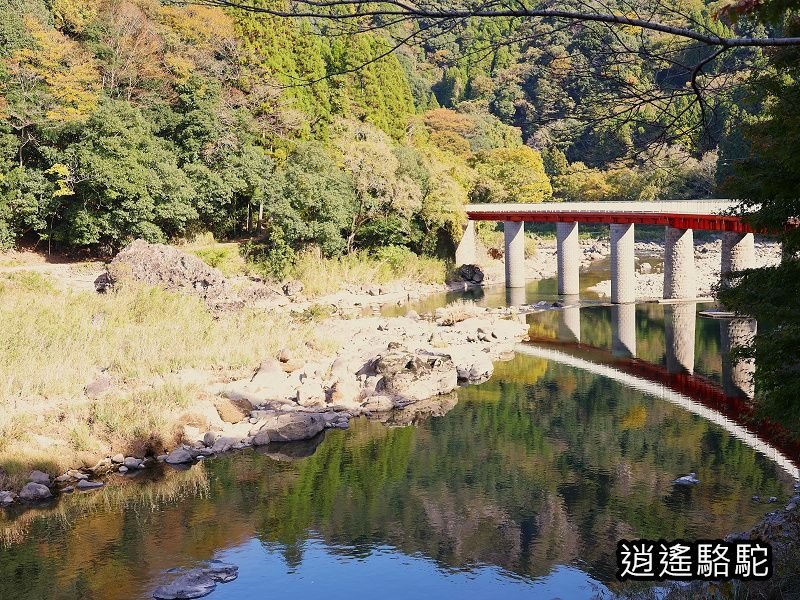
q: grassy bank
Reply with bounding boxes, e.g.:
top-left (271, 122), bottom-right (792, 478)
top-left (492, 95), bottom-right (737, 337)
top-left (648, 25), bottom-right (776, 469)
top-left (0, 271), bottom-right (321, 490)
top-left (183, 236), bottom-right (448, 297)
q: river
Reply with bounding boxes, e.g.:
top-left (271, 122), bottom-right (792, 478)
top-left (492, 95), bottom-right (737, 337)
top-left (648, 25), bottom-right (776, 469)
top-left (1, 270), bottom-right (797, 599)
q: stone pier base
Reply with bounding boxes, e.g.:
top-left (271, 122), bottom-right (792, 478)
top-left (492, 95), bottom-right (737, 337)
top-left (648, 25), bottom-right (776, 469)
top-left (611, 223), bottom-right (635, 304)
top-left (504, 221), bottom-right (525, 289)
top-left (664, 226), bottom-right (696, 299)
top-left (557, 221), bottom-right (580, 295)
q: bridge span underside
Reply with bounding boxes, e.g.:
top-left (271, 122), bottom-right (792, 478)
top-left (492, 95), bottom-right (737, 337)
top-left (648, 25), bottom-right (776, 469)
top-left (458, 201), bottom-right (760, 300)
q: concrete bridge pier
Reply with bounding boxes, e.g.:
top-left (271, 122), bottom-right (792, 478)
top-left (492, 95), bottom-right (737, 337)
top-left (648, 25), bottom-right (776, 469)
top-left (721, 318), bottom-right (757, 400)
top-left (455, 220), bottom-right (477, 266)
top-left (665, 302), bottom-right (696, 374)
top-left (558, 296), bottom-right (581, 343)
top-left (721, 232), bottom-right (755, 288)
top-left (663, 226), bottom-right (697, 299)
top-left (557, 221), bottom-right (580, 295)
top-left (612, 303), bottom-right (637, 358)
top-left (504, 221), bottom-right (526, 288)
top-left (611, 223), bottom-right (635, 304)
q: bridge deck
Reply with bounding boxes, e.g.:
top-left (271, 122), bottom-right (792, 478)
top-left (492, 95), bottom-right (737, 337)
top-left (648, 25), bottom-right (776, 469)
top-left (464, 200), bottom-right (756, 232)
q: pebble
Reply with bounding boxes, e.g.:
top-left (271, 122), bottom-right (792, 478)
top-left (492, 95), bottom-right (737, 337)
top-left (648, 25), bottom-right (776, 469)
top-left (768, 496), bottom-right (778, 503)
top-left (111, 453), bottom-right (125, 464)
top-left (119, 466), bottom-right (129, 473)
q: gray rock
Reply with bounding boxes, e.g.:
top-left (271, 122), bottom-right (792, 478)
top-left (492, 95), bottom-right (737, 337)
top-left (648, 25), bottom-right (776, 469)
top-left (111, 453), bottom-right (125, 464)
top-left (62, 486), bottom-right (74, 493)
top-left (768, 496), bottom-right (778, 503)
top-left (375, 350), bottom-right (457, 403)
top-left (123, 457), bottom-right (143, 469)
top-left (211, 437), bottom-right (238, 453)
top-left (29, 470), bottom-right (51, 486)
top-left (119, 466), bottom-right (129, 473)
top-left (259, 412), bottom-right (325, 442)
top-left (639, 262), bottom-right (653, 274)
top-left (19, 482), bottom-right (52, 501)
top-left (406, 310), bottom-right (420, 320)
top-left (153, 561), bottom-right (238, 600)
top-left (165, 448), bottom-right (194, 465)
top-left (0, 491), bottom-right (17, 505)
top-left (252, 429), bottom-right (271, 446)
top-left (76, 480), bottom-right (104, 490)
top-left (457, 264), bottom-right (484, 284)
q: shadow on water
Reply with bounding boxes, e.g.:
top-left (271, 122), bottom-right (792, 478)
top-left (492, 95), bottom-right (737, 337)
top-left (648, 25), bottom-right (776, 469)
top-left (1, 278), bottom-right (798, 599)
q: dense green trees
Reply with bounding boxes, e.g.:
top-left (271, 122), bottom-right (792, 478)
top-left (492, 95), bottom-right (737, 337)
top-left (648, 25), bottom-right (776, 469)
top-left (718, 13), bottom-right (800, 438)
top-left (0, 0), bottom-right (777, 261)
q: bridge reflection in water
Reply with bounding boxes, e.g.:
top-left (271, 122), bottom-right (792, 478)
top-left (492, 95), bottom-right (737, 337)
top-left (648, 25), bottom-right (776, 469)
top-left (527, 303), bottom-right (798, 480)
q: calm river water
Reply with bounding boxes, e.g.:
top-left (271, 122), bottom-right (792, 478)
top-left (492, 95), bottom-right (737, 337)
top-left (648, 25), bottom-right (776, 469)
top-left (1, 271), bottom-right (797, 600)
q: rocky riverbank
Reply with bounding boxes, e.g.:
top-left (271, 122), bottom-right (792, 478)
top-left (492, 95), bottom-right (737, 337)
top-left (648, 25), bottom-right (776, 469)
top-left (0, 240), bottom-right (531, 504)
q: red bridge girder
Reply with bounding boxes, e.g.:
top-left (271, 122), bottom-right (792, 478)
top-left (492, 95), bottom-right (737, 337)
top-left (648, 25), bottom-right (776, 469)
top-left (465, 210), bottom-right (759, 233)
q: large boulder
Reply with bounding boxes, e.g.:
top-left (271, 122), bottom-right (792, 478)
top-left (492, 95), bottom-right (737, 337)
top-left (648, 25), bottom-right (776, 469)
top-left (19, 482), bottom-right (52, 502)
top-left (96, 240), bottom-right (230, 304)
top-left (375, 350), bottom-right (457, 404)
top-left (457, 264), bottom-right (485, 284)
top-left (257, 412), bottom-right (325, 442)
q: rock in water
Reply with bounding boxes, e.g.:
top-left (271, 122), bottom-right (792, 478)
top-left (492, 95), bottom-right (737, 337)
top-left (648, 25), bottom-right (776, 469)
top-left (165, 448), bottom-right (194, 465)
top-left (673, 472), bottom-right (699, 485)
top-left (19, 482), bottom-right (52, 502)
top-left (457, 264), bottom-right (484, 284)
top-left (260, 413), bottom-right (325, 442)
top-left (153, 562), bottom-right (238, 600)
top-left (375, 350), bottom-right (458, 403)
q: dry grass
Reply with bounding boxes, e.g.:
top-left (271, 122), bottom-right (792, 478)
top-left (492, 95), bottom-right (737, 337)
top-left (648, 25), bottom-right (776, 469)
top-left (289, 248), bottom-right (447, 297)
top-left (0, 271), bottom-right (318, 488)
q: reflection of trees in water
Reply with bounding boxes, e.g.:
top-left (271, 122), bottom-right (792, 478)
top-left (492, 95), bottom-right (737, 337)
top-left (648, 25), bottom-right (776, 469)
top-left (0, 352), bottom-right (791, 599)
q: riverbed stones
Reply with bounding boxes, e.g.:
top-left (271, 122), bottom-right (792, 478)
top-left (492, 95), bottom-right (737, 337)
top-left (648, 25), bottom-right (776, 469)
top-left (0, 491), bottom-right (16, 505)
top-left (111, 454), bottom-right (125, 464)
top-left (165, 448), bottom-right (194, 465)
top-left (375, 350), bottom-right (457, 403)
top-left (19, 482), bottom-right (52, 501)
top-left (29, 470), bottom-right (51, 486)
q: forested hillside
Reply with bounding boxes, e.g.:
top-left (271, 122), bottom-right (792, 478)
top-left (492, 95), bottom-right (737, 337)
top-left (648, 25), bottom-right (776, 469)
top-left (0, 0), bottom-right (765, 264)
